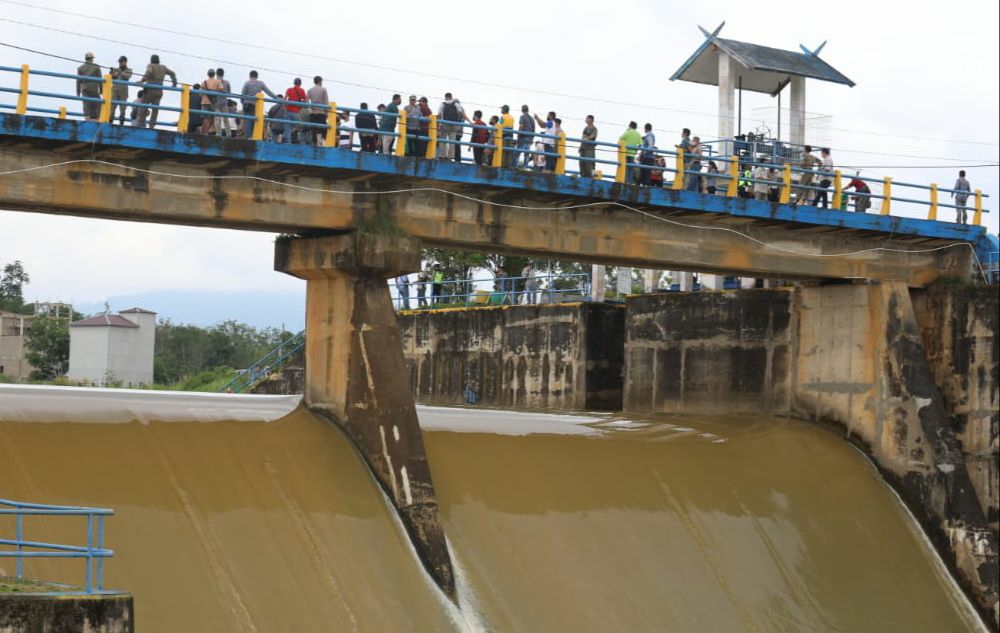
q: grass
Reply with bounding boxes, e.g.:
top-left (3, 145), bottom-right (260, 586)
top-left (0, 577), bottom-right (76, 594)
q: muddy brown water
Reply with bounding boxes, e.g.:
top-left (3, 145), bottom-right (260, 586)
top-left (0, 387), bottom-right (986, 632)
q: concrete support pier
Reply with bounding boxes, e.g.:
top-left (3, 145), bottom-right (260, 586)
top-left (275, 233), bottom-right (455, 598)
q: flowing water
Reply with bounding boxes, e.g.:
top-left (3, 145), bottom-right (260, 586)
top-left (0, 386), bottom-right (987, 632)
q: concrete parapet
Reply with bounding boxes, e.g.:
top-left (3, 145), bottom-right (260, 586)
top-left (624, 289), bottom-right (792, 413)
top-left (0, 591), bottom-right (133, 633)
top-left (398, 302), bottom-right (624, 411)
top-left (275, 232), bottom-right (455, 598)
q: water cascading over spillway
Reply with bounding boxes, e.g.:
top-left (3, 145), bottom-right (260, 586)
top-left (0, 386), bottom-right (987, 633)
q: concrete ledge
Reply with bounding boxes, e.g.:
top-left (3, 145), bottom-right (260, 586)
top-left (0, 591), bottom-right (133, 633)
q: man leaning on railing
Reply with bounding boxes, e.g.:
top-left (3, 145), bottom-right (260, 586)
top-left (139, 54), bottom-right (177, 129)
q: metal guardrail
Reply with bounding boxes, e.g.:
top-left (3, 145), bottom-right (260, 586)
top-left (391, 273), bottom-right (591, 310)
top-left (0, 498), bottom-right (114, 593)
top-left (0, 63), bottom-right (991, 228)
top-left (218, 331), bottom-right (305, 394)
top-left (986, 251), bottom-right (1000, 285)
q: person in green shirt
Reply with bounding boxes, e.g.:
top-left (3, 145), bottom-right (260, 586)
top-left (432, 268), bottom-right (445, 305)
top-left (619, 121), bottom-right (642, 184)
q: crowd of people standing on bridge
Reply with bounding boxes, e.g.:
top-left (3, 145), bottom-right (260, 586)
top-left (74, 52), bottom-right (976, 225)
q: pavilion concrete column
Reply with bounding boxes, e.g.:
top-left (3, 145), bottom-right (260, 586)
top-left (590, 264), bottom-right (605, 302)
top-left (718, 52), bottom-right (736, 157)
top-left (275, 232), bottom-right (455, 599)
top-left (789, 76), bottom-right (806, 148)
top-left (643, 269), bottom-right (658, 293)
top-left (678, 272), bottom-right (695, 292)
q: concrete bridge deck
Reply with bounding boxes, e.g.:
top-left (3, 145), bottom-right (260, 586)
top-left (0, 113), bottom-right (991, 286)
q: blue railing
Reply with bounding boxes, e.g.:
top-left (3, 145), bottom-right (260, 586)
top-left (391, 272), bottom-right (591, 310)
top-left (0, 63), bottom-right (990, 228)
top-left (218, 331), bottom-right (305, 394)
top-left (0, 498), bottom-right (114, 593)
top-left (986, 251), bottom-right (1000, 285)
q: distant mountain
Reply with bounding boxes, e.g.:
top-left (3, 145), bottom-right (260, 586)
top-left (75, 289), bottom-right (306, 330)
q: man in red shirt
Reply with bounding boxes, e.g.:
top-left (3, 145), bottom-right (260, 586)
top-left (470, 110), bottom-right (489, 165)
top-left (282, 78), bottom-right (307, 143)
top-left (843, 172), bottom-right (872, 213)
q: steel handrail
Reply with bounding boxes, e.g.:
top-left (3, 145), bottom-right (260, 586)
top-left (218, 331), bottom-right (305, 394)
top-left (0, 498), bottom-right (114, 593)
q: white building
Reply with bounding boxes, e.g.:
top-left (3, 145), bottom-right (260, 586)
top-left (68, 307), bottom-right (156, 386)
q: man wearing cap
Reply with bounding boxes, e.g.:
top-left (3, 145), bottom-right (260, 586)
top-left (139, 54), bottom-right (177, 129)
top-left (76, 52), bottom-right (102, 121)
top-left (403, 95), bottom-right (421, 156)
top-left (109, 56), bottom-right (132, 125)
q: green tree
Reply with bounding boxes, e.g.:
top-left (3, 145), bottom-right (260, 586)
top-left (25, 316), bottom-right (69, 380)
top-left (0, 261), bottom-right (30, 312)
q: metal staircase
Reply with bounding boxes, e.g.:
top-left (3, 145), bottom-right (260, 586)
top-left (218, 331), bottom-right (304, 394)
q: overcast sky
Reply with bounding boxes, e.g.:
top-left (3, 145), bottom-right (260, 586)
top-left (1, 0), bottom-right (998, 313)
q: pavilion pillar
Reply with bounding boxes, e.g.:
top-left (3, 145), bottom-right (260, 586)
top-left (717, 52), bottom-right (736, 157)
top-left (275, 232), bottom-right (455, 599)
top-left (702, 274), bottom-right (726, 291)
top-left (789, 76), bottom-right (806, 148)
top-left (590, 264), bottom-right (606, 302)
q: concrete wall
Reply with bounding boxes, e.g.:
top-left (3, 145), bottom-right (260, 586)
top-left (68, 326), bottom-right (110, 384)
top-left (0, 311), bottom-right (31, 379)
top-left (912, 284), bottom-right (999, 533)
top-left (624, 290), bottom-right (792, 413)
top-left (0, 592), bottom-right (133, 632)
top-left (398, 303), bottom-right (625, 411)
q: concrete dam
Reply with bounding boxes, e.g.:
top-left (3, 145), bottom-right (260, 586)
top-left (0, 386), bottom-right (989, 633)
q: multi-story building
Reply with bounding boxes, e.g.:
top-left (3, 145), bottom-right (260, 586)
top-left (0, 309), bottom-right (30, 379)
top-left (68, 307), bottom-right (156, 387)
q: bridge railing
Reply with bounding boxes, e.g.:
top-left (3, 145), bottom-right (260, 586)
top-left (1, 64), bottom-right (990, 226)
top-left (0, 498), bottom-right (115, 593)
top-left (218, 330), bottom-right (305, 394)
top-left (392, 273), bottom-right (591, 310)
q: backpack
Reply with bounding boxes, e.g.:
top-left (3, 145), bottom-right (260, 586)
top-left (442, 100), bottom-right (460, 122)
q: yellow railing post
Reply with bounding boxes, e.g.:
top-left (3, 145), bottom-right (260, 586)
top-left (491, 124), bottom-right (504, 168)
top-left (832, 169), bottom-right (843, 210)
top-left (928, 183), bottom-right (938, 221)
top-left (97, 74), bottom-right (113, 123)
top-left (15, 64), bottom-right (29, 115)
top-left (325, 101), bottom-right (338, 147)
top-left (881, 177), bottom-right (892, 215)
top-left (779, 163), bottom-right (792, 204)
top-left (973, 189), bottom-right (983, 226)
top-left (555, 131), bottom-right (566, 174)
top-left (425, 114), bottom-right (438, 159)
top-left (394, 109), bottom-right (407, 157)
top-left (58, 106), bottom-right (67, 120)
top-left (615, 141), bottom-right (626, 183)
top-left (672, 149), bottom-right (685, 190)
top-left (252, 92), bottom-right (265, 141)
top-left (176, 84), bottom-right (191, 133)
top-left (726, 156), bottom-right (739, 197)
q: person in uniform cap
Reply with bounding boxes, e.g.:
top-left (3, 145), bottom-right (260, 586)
top-left (76, 52), bottom-right (102, 121)
top-left (109, 55), bottom-right (132, 125)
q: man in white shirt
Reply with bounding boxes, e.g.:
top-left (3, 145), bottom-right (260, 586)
top-left (306, 76), bottom-right (330, 146)
top-left (813, 148), bottom-right (835, 208)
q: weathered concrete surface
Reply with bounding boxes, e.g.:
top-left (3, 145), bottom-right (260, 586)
top-left (251, 350), bottom-right (305, 395)
top-left (793, 283), bottom-right (998, 629)
top-left (275, 233), bottom-right (455, 598)
top-left (398, 303), bottom-right (624, 411)
top-left (623, 284), bottom-right (999, 627)
top-left (624, 290), bottom-right (792, 413)
top-left (0, 591), bottom-right (133, 632)
top-left (0, 138), bottom-right (973, 286)
top-left (912, 284), bottom-right (999, 534)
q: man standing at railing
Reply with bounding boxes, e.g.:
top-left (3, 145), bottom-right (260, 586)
top-left (471, 110), bottom-right (489, 165)
top-left (522, 262), bottom-right (539, 305)
top-left (534, 111), bottom-right (558, 172)
top-left (813, 148), bottom-right (834, 208)
top-left (403, 95), bottom-right (421, 156)
top-left (306, 77), bottom-right (329, 146)
top-left (109, 56), bottom-right (132, 125)
top-left (437, 93), bottom-right (469, 161)
top-left (752, 160), bottom-right (769, 201)
top-left (639, 123), bottom-right (656, 186)
top-left (356, 102), bottom-right (378, 152)
top-left (515, 105), bottom-right (535, 168)
top-left (396, 273), bottom-right (411, 310)
top-left (620, 121), bottom-right (642, 184)
top-left (215, 68), bottom-right (235, 138)
top-left (381, 94), bottom-right (402, 154)
top-left (795, 145), bottom-right (821, 205)
top-left (240, 71), bottom-right (276, 138)
top-left (952, 170), bottom-right (971, 225)
top-left (282, 78), bottom-right (307, 143)
top-left (500, 105), bottom-right (515, 167)
top-left (139, 55), bottom-right (177, 129)
top-left (76, 52), bottom-right (102, 121)
top-left (579, 115), bottom-right (598, 178)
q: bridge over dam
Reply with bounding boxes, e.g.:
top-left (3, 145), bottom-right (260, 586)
top-left (1, 97), bottom-right (998, 625)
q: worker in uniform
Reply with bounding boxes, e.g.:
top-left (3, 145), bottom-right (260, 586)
top-left (110, 56), bottom-right (132, 125)
top-left (138, 54), bottom-right (178, 129)
top-left (76, 52), bottom-right (102, 121)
